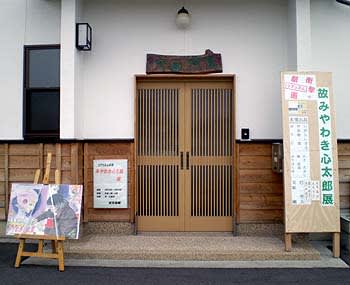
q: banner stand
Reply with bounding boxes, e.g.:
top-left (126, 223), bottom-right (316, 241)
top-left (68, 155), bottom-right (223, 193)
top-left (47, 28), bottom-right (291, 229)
top-left (14, 153), bottom-right (66, 271)
top-left (284, 232), bottom-right (340, 257)
top-left (281, 72), bottom-right (341, 258)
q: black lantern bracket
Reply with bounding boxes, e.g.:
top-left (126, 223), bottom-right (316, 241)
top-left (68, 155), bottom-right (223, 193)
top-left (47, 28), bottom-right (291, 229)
top-left (76, 23), bottom-right (92, 51)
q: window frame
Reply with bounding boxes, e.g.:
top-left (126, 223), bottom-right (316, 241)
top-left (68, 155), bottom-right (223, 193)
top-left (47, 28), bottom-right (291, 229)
top-left (23, 44), bottom-right (61, 140)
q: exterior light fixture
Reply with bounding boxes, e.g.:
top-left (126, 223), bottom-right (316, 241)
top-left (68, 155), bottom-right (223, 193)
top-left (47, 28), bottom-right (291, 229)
top-left (76, 23), bottom-right (92, 51)
top-left (336, 0), bottom-right (350, 5)
top-left (176, 6), bottom-right (191, 29)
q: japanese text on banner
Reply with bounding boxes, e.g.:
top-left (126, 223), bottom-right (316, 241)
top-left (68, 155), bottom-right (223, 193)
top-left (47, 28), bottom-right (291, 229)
top-left (284, 74), bottom-right (317, 100)
top-left (317, 87), bottom-right (334, 206)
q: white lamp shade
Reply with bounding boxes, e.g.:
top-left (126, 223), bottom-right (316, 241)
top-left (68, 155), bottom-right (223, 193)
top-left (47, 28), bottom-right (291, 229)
top-left (176, 10), bottom-right (191, 29)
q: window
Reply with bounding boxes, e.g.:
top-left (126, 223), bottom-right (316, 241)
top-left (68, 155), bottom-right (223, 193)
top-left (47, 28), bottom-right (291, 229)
top-left (23, 45), bottom-right (60, 139)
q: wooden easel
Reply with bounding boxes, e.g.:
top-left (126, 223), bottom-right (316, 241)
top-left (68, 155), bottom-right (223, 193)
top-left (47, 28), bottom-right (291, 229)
top-left (14, 153), bottom-right (66, 271)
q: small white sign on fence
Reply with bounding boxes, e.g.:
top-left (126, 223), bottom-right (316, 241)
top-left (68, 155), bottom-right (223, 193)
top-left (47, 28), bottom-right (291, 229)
top-left (93, 159), bottom-right (128, 208)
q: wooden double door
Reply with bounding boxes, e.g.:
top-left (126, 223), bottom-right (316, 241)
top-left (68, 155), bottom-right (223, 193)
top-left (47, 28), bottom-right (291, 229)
top-left (136, 77), bottom-right (234, 231)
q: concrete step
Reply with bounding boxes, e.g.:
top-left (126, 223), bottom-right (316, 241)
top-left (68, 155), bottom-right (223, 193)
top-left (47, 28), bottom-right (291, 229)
top-left (64, 234), bottom-right (320, 261)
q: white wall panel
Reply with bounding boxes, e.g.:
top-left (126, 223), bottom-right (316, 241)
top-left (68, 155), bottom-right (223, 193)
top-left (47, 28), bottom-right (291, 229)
top-left (25, 0), bottom-right (61, 45)
top-left (0, 0), bottom-right (61, 140)
top-left (9, 1), bottom-right (347, 139)
top-left (80, 0), bottom-right (289, 139)
top-left (311, 0), bottom-right (350, 139)
top-left (0, 0), bottom-right (26, 139)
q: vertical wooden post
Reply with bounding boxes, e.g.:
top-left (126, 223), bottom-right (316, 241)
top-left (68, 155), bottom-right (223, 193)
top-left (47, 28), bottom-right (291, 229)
top-left (134, 76), bottom-right (138, 228)
top-left (71, 143), bottom-right (79, 184)
top-left (38, 240), bottom-right (44, 254)
top-left (4, 144), bottom-right (9, 217)
top-left (333, 232), bottom-right (340, 258)
top-left (232, 77), bottom-right (238, 234)
top-left (42, 153), bottom-right (52, 185)
top-left (57, 240), bottom-right (64, 272)
top-left (56, 143), bottom-right (62, 184)
top-left (39, 143), bottom-right (44, 183)
top-left (83, 143), bottom-right (88, 222)
top-left (51, 240), bottom-right (57, 253)
top-left (55, 170), bottom-right (61, 185)
top-left (234, 143), bottom-right (240, 233)
top-left (15, 238), bottom-right (24, 268)
top-left (131, 142), bottom-right (135, 223)
top-left (285, 233), bottom-right (292, 252)
top-left (33, 170), bottom-right (41, 184)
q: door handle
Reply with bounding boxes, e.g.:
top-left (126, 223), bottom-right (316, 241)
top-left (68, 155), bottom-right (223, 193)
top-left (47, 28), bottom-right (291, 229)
top-left (180, 152), bottom-right (184, 169)
top-left (186, 152), bottom-right (190, 170)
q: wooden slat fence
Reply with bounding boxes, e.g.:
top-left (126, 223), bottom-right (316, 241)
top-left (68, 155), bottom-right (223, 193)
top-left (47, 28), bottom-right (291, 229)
top-left (0, 143), bottom-right (83, 221)
top-left (237, 143), bottom-right (284, 223)
top-left (0, 141), bottom-right (348, 225)
top-left (83, 142), bottom-right (135, 222)
top-left (238, 142), bottom-right (350, 223)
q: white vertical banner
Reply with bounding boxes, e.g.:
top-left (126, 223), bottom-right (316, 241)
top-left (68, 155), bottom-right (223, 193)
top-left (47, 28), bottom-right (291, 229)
top-left (282, 71), bottom-right (340, 233)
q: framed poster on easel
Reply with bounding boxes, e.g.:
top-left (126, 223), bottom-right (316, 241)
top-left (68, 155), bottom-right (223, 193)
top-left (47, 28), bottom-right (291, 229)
top-left (281, 72), bottom-right (340, 257)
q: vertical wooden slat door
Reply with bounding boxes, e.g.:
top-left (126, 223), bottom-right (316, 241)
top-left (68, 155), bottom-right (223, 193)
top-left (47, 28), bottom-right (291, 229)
top-left (136, 77), bottom-right (234, 232)
top-left (137, 82), bottom-right (185, 231)
top-left (184, 82), bottom-right (233, 231)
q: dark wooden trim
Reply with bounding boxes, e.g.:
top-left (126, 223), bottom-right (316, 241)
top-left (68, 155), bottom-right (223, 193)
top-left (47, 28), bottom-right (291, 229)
top-left (236, 139), bottom-right (283, 144)
top-left (135, 74), bottom-right (235, 83)
top-left (4, 144), bottom-right (9, 218)
top-left (83, 143), bottom-right (89, 223)
top-left (134, 75), bottom-right (138, 229)
top-left (232, 75), bottom-right (238, 234)
top-left (0, 138), bottom-right (347, 144)
top-left (237, 139), bottom-right (350, 144)
top-left (74, 139), bottom-right (135, 142)
top-left (0, 139), bottom-right (135, 144)
top-left (23, 44), bottom-right (61, 49)
top-left (22, 45), bottom-right (27, 139)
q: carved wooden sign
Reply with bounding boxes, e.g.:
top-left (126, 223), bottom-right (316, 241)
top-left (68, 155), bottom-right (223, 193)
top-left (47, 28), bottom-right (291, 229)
top-left (146, 49), bottom-right (222, 74)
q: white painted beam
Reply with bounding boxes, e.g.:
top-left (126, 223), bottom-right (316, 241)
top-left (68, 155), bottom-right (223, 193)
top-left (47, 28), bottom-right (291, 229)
top-left (60, 0), bottom-right (78, 139)
top-left (288, 0), bottom-right (312, 71)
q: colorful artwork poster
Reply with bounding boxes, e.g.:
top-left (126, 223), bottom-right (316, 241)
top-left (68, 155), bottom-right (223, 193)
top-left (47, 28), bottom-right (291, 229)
top-left (6, 183), bottom-right (83, 239)
top-left (93, 159), bottom-right (128, 208)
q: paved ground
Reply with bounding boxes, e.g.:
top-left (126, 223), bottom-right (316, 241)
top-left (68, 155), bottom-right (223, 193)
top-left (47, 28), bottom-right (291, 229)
top-left (22, 241), bottom-right (348, 268)
top-left (1, 243), bottom-right (350, 284)
top-left (62, 233), bottom-right (321, 261)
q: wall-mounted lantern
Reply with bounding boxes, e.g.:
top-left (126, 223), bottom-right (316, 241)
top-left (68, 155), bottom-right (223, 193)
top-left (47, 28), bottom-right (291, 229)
top-left (336, 0), bottom-right (350, 6)
top-left (76, 23), bottom-right (92, 51)
top-left (176, 7), bottom-right (191, 29)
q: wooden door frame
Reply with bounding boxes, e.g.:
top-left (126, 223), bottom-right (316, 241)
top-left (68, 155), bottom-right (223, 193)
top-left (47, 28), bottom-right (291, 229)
top-left (134, 74), bottom-right (237, 233)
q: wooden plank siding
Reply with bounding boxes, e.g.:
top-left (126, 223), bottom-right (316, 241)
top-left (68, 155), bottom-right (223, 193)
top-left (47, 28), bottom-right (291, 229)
top-left (237, 142), bottom-right (350, 224)
top-left (0, 143), bottom-right (83, 221)
top-left (339, 143), bottom-right (350, 213)
top-left (0, 144), bottom-right (5, 219)
top-left (0, 141), bottom-right (348, 226)
top-left (83, 142), bottom-right (135, 222)
top-left (237, 143), bottom-right (284, 223)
